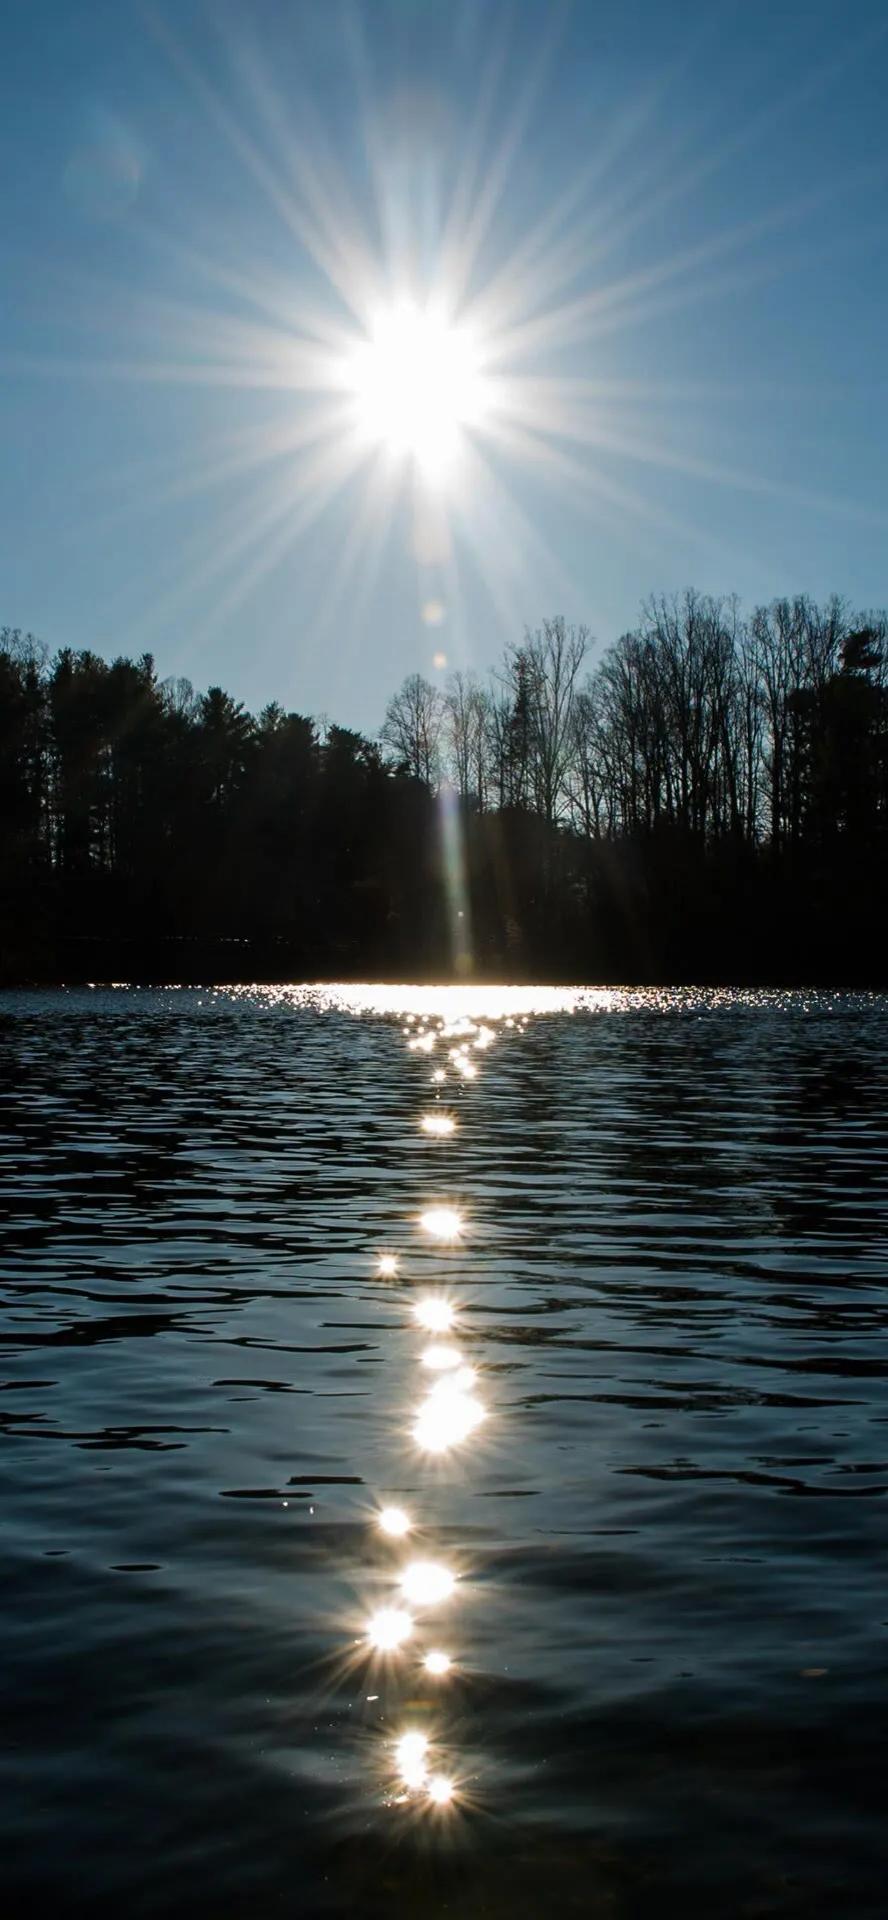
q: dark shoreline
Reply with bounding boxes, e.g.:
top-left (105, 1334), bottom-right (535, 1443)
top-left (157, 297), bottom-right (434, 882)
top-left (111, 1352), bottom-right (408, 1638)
top-left (3, 946), bottom-right (886, 992)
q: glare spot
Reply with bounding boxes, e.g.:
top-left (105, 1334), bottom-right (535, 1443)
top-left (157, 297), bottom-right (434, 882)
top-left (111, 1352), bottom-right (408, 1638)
top-left (420, 1113), bottom-right (456, 1136)
top-left (395, 1729), bottom-right (429, 1789)
top-left (423, 599), bottom-right (446, 626)
top-left (368, 1607), bottom-right (414, 1652)
top-left (400, 1560), bottom-right (456, 1607)
top-left (419, 1207), bottom-right (462, 1241)
top-left (376, 1253), bottom-right (399, 1278)
top-left (431, 1068), bottom-right (446, 1084)
top-left (424, 1649), bottom-right (451, 1677)
top-left (414, 1297), bottom-right (456, 1333)
top-left (378, 1506), bottom-right (411, 1538)
top-left (427, 1773), bottom-right (454, 1806)
top-left (432, 650), bottom-right (448, 670)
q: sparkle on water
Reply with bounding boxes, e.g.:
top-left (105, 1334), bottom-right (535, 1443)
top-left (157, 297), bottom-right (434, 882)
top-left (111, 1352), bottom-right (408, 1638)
top-left (429, 1364), bottom-right (477, 1395)
top-left (418, 1207), bottom-right (463, 1242)
top-left (399, 1560), bottom-right (456, 1607)
top-left (367, 1607), bottom-right (414, 1652)
top-left (421, 1343), bottom-right (463, 1371)
top-left (394, 1730), bottom-right (430, 1790)
top-left (413, 1385), bottom-right (486, 1454)
top-left (427, 1774), bottom-right (455, 1807)
top-left (423, 1650), bottom-right (452, 1677)
top-left (376, 1253), bottom-right (399, 1278)
top-left (413, 1296), bottom-right (457, 1333)
top-left (420, 1113), bottom-right (456, 1136)
top-left (378, 1506), bottom-right (411, 1538)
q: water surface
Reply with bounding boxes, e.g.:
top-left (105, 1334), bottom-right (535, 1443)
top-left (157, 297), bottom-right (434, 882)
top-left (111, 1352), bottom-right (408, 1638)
top-left (2, 985), bottom-right (887, 1917)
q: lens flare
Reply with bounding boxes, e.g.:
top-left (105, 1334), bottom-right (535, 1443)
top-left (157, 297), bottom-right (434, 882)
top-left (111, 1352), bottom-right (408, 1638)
top-left (378, 1505), bottom-right (411, 1537)
top-left (400, 1560), bottom-right (456, 1606)
top-left (367, 1607), bottom-right (414, 1651)
top-left (427, 1773), bottom-right (455, 1806)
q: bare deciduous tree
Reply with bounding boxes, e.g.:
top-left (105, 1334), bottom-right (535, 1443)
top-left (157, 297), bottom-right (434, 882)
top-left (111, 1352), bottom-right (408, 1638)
top-left (380, 673), bottom-right (443, 786)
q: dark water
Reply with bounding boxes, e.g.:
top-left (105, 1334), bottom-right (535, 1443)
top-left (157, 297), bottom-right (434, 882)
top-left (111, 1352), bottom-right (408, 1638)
top-left (2, 985), bottom-right (888, 1919)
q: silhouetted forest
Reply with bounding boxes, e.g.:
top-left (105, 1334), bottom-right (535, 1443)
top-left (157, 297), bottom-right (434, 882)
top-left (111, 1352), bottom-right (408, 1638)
top-left (2, 591), bottom-right (886, 984)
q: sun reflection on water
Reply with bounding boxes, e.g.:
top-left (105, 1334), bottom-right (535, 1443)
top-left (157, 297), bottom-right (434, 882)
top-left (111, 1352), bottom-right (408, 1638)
top-left (414, 1296), bottom-right (457, 1333)
top-left (378, 1505), bottom-right (411, 1537)
top-left (418, 1206), bottom-right (463, 1242)
top-left (413, 1383), bottom-right (486, 1453)
top-left (420, 1343), bottom-right (462, 1371)
top-left (367, 1606), bottom-right (414, 1652)
top-left (395, 1730), bottom-right (430, 1790)
top-left (423, 1649), bottom-right (452, 1677)
top-left (336, 989), bottom-right (541, 1822)
top-left (399, 1560), bottom-right (456, 1607)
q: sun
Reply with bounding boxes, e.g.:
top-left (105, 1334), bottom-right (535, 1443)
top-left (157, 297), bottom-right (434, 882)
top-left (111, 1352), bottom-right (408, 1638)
top-left (345, 299), bottom-right (487, 485)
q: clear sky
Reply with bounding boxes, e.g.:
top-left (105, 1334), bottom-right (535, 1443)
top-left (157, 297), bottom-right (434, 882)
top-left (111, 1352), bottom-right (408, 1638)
top-left (1, 0), bottom-right (887, 731)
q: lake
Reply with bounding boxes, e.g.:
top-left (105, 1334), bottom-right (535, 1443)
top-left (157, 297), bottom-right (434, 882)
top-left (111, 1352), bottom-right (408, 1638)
top-left (2, 984), bottom-right (887, 1918)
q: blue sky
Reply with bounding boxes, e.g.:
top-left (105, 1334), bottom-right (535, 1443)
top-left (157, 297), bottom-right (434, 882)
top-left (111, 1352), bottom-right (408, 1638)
top-left (1, 0), bottom-right (887, 730)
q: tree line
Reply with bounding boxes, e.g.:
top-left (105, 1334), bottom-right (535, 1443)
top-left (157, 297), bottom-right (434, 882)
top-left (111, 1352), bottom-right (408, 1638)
top-left (1, 591), bottom-right (886, 984)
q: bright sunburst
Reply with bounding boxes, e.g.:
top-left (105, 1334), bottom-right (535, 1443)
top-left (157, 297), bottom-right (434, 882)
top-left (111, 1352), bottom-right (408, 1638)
top-left (34, 8), bottom-right (875, 664)
top-left (345, 300), bottom-right (488, 485)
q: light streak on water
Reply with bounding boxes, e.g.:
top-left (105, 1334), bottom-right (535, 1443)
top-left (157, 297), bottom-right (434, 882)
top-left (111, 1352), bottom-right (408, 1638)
top-left (351, 995), bottom-right (536, 1818)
